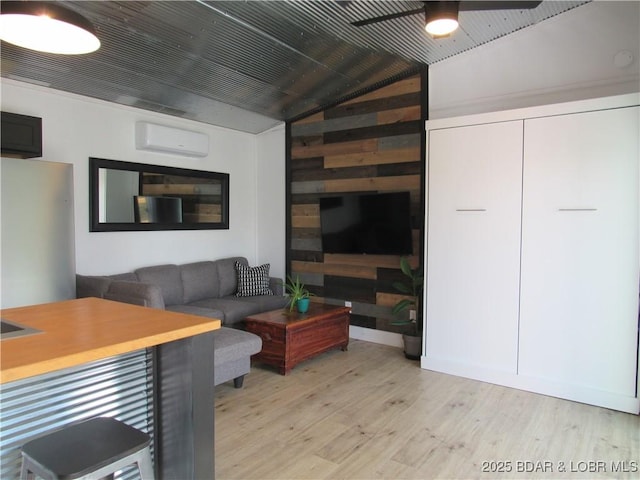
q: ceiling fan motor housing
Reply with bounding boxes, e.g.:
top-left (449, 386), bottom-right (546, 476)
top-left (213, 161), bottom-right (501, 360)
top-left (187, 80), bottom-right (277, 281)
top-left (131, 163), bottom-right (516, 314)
top-left (425, 1), bottom-right (460, 37)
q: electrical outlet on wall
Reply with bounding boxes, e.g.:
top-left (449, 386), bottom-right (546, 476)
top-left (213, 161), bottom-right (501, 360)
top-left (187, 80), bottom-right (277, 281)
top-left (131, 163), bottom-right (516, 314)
top-left (410, 309), bottom-right (416, 321)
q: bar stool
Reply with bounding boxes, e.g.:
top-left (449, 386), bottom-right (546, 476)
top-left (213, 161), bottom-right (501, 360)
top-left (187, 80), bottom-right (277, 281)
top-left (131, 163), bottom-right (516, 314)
top-left (20, 417), bottom-right (154, 480)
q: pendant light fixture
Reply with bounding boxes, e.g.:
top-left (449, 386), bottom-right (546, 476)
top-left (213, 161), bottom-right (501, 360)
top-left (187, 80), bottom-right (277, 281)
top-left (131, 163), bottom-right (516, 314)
top-left (425, 1), bottom-right (459, 37)
top-left (0, 1), bottom-right (100, 54)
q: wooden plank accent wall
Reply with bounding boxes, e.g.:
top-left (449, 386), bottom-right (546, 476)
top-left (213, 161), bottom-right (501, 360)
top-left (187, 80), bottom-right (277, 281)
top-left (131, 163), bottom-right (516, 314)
top-left (287, 70), bottom-right (426, 333)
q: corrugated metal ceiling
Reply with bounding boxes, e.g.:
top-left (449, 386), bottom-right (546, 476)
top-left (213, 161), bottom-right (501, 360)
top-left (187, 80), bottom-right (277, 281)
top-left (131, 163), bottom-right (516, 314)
top-left (0, 1), bottom-right (588, 133)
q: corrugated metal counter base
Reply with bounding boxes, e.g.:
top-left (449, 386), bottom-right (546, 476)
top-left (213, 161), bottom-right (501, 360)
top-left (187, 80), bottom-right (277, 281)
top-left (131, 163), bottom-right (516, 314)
top-left (0, 349), bottom-right (153, 480)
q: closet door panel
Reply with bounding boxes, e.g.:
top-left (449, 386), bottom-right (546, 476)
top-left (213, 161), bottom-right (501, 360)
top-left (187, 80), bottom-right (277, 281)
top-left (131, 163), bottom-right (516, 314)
top-left (426, 120), bottom-right (523, 373)
top-left (519, 107), bottom-right (639, 396)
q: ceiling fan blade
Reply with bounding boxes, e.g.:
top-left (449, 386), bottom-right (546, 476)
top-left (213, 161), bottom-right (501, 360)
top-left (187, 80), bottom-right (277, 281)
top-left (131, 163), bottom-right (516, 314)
top-left (351, 7), bottom-right (425, 27)
top-left (459, 1), bottom-right (542, 11)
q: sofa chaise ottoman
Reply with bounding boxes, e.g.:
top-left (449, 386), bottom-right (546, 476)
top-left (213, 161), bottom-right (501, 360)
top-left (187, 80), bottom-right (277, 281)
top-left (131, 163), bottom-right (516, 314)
top-left (214, 327), bottom-right (262, 388)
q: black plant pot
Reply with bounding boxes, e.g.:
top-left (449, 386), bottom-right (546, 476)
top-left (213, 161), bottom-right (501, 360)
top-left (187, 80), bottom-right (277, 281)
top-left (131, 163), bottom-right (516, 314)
top-left (402, 334), bottom-right (422, 360)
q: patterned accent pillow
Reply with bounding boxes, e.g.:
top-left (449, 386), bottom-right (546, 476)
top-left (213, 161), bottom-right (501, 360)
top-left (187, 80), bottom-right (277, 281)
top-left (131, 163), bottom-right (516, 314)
top-left (235, 262), bottom-right (274, 297)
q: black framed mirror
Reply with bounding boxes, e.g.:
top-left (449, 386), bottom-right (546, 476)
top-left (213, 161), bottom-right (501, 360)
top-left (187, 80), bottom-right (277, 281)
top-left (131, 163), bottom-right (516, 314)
top-left (89, 157), bottom-right (229, 231)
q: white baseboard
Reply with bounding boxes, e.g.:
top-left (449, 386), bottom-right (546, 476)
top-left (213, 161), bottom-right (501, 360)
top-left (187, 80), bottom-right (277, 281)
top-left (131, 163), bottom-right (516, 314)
top-left (349, 325), bottom-right (404, 348)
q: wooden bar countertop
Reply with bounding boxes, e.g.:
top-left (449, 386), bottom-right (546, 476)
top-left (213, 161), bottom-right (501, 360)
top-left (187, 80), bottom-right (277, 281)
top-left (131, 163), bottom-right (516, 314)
top-left (0, 297), bottom-right (220, 384)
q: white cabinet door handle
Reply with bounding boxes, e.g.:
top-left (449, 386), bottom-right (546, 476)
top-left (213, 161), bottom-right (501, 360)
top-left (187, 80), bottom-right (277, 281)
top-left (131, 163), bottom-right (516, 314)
top-left (558, 208), bottom-right (598, 212)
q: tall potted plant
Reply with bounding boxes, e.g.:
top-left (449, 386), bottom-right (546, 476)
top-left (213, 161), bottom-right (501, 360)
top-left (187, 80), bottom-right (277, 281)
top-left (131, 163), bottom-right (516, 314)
top-left (391, 256), bottom-right (424, 360)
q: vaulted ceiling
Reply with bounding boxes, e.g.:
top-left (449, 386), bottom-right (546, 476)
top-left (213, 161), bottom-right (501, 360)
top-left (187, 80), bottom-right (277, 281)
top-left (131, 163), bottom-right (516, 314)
top-left (1, 1), bottom-right (588, 133)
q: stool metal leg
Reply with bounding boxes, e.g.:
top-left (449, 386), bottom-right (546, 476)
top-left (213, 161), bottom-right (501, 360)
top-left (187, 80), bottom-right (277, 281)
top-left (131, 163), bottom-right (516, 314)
top-left (73, 448), bottom-right (154, 480)
top-left (20, 455), bottom-right (55, 480)
top-left (136, 446), bottom-right (155, 480)
top-left (19, 459), bottom-right (34, 480)
top-left (19, 461), bottom-right (29, 480)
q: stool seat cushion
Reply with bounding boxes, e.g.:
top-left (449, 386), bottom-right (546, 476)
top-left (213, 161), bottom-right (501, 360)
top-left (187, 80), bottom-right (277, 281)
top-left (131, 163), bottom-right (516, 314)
top-left (22, 417), bottom-right (150, 479)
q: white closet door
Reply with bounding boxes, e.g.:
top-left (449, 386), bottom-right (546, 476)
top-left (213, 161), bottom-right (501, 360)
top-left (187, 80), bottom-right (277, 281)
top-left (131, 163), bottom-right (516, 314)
top-left (426, 120), bottom-right (523, 374)
top-left (519, 107), bottom-right (639, 397)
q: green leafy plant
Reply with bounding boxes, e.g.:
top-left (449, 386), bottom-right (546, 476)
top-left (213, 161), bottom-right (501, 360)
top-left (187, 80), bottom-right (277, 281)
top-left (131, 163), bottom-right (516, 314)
top-left (283, 274), bottom-right (313, 312)
top-left (391, 256), bottom-right (424, 336)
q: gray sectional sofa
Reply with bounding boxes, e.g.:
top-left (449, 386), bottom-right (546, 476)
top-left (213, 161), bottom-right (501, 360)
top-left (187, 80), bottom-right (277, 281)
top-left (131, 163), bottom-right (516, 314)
top-left (76, 256), bottom-right (289, 387)
top-left (76, 256), bottom-right (288, 327)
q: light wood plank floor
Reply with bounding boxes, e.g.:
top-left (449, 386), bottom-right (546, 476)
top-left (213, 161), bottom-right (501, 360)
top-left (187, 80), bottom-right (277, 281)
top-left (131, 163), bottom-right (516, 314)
top-left (215, 340), bottom-right (639, 479)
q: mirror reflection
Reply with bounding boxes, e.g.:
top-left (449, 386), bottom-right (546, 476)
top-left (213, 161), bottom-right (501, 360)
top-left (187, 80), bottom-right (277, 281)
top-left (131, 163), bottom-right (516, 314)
top-left (90, 157), bottom-right (229, 231)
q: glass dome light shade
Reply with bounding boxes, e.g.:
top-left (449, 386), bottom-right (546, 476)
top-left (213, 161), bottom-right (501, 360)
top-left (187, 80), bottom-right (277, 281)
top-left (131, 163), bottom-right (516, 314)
top-left (425, 18), bottom-right (459, 36)
top-left (0, 1), bottom-right (100, 54)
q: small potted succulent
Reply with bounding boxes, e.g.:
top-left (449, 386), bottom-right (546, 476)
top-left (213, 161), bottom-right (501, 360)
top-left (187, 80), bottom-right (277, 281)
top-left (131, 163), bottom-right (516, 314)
top-left (283, 275), bottom-right (313, 313)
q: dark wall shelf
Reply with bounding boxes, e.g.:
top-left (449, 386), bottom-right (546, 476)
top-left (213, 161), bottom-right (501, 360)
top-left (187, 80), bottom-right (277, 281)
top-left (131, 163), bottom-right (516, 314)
top-left (1, 111), bottom-right (42, 158)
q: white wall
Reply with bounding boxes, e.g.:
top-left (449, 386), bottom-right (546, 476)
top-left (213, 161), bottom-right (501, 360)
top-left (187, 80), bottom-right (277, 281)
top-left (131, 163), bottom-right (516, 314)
top-left (255, 125), bottom-right (287, 282)
top-left (429, 0), bottom-right (640, 119)
top-left (0, 79), bottom-right (285, 276)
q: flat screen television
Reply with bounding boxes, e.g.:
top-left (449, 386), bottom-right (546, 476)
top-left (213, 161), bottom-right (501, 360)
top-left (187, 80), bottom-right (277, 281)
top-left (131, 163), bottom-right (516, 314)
top-left (134, 196), bottom-right (183, 223)
top-left (319, 191), bottom-right (413, 255)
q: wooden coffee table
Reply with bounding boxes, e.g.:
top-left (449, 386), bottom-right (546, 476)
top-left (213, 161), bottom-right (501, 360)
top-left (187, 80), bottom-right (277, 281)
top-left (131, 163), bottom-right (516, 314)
top-left (244, 303), bottom-right (350, 375)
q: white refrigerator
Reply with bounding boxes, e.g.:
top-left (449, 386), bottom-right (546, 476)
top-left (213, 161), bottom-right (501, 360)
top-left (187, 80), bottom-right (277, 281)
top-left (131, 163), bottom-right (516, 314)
top-left (1, 157), bottom-right (75, 308)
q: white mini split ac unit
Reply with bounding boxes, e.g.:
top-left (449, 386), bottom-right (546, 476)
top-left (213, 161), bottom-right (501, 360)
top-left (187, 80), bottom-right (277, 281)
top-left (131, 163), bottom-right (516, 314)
top-left (135, 121), bottom-right (209, 157)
